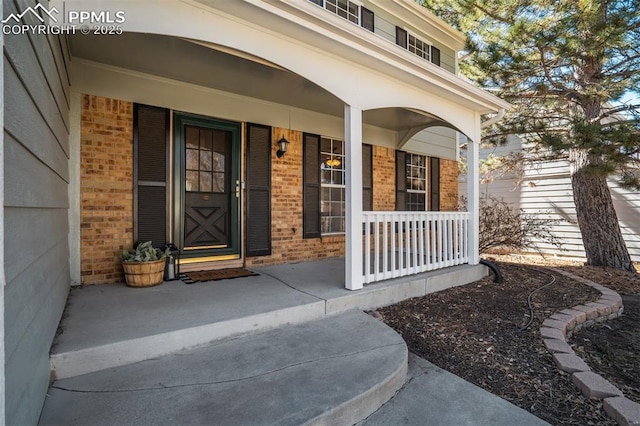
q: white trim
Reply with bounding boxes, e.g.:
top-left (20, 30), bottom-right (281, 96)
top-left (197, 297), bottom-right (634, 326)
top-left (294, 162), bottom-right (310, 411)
top-left (345, 105), bottom-right (363, 290)
top-left (466, 113), bottom-right (481, 265)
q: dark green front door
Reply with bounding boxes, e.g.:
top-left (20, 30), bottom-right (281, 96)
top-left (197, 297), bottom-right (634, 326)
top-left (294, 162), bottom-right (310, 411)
top-left (174, 113), bottom-right (241, 259)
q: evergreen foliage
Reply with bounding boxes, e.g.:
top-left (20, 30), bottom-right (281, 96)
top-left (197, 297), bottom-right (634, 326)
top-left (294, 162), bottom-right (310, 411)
top-left (424, 0), bottom-right (639, 270)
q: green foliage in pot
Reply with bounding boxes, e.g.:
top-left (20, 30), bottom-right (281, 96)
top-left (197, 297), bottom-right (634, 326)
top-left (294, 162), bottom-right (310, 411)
top-left (121, 241), bottom-right (169, 262)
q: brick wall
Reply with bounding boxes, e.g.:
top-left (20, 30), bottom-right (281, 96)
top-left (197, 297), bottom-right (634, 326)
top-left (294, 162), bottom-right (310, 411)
top-left (372, 146), bottom-right (396, 211)
top-left (80, 95), bottom-right (133, 285)
top-left (440, 159), bottom-right (459, 211)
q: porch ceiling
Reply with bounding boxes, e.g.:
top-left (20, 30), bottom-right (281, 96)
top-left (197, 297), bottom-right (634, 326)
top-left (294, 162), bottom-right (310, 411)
top-left (68, 32), bottom-right (442, 134)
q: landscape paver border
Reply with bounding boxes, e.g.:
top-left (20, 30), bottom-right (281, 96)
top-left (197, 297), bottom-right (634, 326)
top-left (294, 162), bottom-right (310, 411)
top-left (542, 268), bottom-right (640, 426)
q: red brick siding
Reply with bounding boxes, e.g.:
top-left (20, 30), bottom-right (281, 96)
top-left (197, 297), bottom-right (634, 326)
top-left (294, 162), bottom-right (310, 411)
top-left (440, 159), bottom-right (459, 211)
top-left (372, 146), bottom-right (396, 211)
top-left (80, 95), bottom-right (133, 285)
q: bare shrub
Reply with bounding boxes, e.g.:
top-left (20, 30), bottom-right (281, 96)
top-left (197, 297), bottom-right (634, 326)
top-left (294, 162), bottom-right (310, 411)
top-left (460, 195), bottom-right (563, 254)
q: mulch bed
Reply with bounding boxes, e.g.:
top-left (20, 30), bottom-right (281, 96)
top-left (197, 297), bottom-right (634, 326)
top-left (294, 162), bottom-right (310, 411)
top-left (378, 258), bottom-right (640, 425)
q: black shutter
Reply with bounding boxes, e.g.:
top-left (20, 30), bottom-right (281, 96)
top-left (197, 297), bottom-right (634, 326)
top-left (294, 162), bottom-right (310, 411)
top-left (361, 7), bottom-right (374, 32)
top-left (363, 144), bottom-right (373, 211)
top-left (431, 46), bottom-right (441, 66)
top-left (133, 104), bottom-right (169, 247)
top-left (396, 26), bottom-right (408, 49)
top-left (303, 133), bottom-right (321, 238)
top-left (246, 124), bottom-right (272, 256)
top-left (395, 150), bottom-right (407, 210)
top-left (430, 157), bottom-right (440, 211)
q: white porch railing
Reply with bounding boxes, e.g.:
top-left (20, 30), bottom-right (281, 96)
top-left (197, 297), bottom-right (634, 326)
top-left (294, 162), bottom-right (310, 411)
top-left (362, 212), bottom-right (470, 284)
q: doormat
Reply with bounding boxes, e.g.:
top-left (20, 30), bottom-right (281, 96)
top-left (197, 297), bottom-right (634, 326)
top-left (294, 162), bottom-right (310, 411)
top-left (180, 268), bottom-right (258, 284)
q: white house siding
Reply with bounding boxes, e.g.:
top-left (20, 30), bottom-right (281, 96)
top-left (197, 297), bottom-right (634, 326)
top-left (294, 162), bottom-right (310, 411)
top-left (3, 1), bottom-right (71, 423)
top-left (459, 137), bottom-right (640, 262)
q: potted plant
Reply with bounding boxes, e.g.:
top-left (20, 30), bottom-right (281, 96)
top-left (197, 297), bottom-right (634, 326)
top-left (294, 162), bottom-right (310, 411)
top-left (121, 241), bottom-right (169, 287)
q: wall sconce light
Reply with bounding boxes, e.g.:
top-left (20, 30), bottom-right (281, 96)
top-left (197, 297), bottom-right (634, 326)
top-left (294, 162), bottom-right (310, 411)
top-left (276, 136), bottom-right (290, 158)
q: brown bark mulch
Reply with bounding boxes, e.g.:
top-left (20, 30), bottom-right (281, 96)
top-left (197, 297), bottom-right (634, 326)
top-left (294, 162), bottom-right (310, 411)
top-left (378, 257), bottom-right (640, 426)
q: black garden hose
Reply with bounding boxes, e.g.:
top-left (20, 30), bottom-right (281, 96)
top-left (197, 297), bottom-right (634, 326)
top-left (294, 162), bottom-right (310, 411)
top-left (480, 258), bottom-right (504, 283)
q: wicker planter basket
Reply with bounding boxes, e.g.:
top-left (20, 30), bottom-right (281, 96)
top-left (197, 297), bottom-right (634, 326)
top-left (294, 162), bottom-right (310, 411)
top-left (122, 259), bottom-right (166, 288)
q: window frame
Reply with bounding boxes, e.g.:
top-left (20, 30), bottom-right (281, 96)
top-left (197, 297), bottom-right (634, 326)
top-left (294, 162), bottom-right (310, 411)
top-left (320, 137), bottom-right (347, 235)
top-left (405, 153), bottom-right (428, 211)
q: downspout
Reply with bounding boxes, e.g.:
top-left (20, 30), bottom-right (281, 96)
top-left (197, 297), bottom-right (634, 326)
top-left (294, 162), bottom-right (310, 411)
top-left (481, 108), bottom-right (505, 128)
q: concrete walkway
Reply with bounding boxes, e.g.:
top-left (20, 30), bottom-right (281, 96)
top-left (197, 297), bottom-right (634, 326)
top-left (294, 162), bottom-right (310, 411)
top-left (41, 311), bottom-right (408, 426)
top-left (362, 354), bottom-right (549, 426)
top-left (40, 311), bottom-right (548, 426)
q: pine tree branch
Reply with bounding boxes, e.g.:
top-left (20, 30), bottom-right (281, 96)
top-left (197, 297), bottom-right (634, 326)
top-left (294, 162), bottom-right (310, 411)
top-left (603, 53), bottom-right (640, 73)
top-left (468, 1), bottom-right (515, 25)
top-left (596, 104), bottom-right (640, 121)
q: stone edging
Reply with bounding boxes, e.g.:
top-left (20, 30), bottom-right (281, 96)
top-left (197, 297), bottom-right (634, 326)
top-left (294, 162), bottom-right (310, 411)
top-left (541, 268), bottom-right (640, 426)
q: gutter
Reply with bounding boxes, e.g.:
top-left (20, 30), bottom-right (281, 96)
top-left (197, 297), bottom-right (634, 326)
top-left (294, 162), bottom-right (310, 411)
top-left (481, 108), bottom-right (505, 128)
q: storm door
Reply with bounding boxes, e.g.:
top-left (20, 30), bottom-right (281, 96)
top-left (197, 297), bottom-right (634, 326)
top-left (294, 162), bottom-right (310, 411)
top-left (174, 113), bottom-right (241, 259)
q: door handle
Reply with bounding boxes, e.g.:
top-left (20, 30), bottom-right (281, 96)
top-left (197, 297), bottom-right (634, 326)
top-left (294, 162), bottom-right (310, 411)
top-left (235, 180), bottom-right (240, 198)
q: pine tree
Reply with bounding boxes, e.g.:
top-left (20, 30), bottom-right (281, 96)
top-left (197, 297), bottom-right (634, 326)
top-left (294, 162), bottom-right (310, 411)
top-left (423, 0), bottom-right (640, 271)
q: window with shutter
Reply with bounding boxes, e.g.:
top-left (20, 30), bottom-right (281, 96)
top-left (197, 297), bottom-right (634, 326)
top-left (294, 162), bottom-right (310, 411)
top-left (304, 137), bottom-right (374, 236)
top-left (246, 123), bottom-right (272, 256)
top-left (396, 27), bottom-right (442, 68)
top-left (396, 151), bottom-right (441, 211)
top-left (303, 133), bottom-right (321, 238)
top-left (134, 104), bottom-right (169, 247)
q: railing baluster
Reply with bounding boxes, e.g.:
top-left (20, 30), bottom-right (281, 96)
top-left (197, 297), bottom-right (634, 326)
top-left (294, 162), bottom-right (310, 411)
top-left (383, 214), bottom-right (389, 279)
top-left (391, 214), bottom-right (397, 278)
top-left (404, 214), bottom-right (410, 275)
top-left (364, 215), bottom-right (371, 283)
top-left (418, 216), bottom-right (423, 270)
top-left (397, 214), bottom-right (403, 276)
top-left (374, 215), bottom-right (380, 281)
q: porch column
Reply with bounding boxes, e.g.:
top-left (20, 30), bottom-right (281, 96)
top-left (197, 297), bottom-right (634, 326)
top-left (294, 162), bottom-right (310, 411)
top-left (345, 105), bottom-right (363, 290)
top-left (466, 114), bottom-right (481, 265)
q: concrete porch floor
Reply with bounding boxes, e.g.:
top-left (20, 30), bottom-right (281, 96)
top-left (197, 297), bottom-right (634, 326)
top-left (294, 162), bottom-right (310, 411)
top-left (50, 258), bottom-right (486, 379)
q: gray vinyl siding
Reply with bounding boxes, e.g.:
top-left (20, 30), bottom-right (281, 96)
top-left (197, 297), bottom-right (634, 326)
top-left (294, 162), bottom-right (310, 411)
top-left (403, 126), bottom-right (457, 161)
top-left (459, 137), bottom-right (640, 262)
top-left (364, 3), bottom-right (456, 73)
top-left (3, 0), bottom-right (71, 422)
